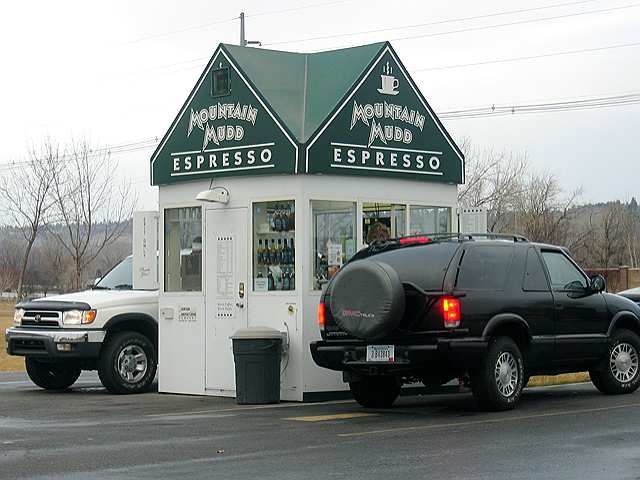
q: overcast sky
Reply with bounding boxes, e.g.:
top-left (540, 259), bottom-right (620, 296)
top-left (1, 0), bottom-right (638, 210)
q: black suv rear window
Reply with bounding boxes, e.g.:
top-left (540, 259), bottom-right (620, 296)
top-left (456, 244), bottom-right (514, 291)
top-left (373, 242), bottom-right (459, 291)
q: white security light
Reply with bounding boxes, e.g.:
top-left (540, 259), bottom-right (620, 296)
top-left (196, 186), bottom-right (230, 204)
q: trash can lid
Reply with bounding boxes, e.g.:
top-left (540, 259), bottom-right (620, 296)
top-left (231, 327), bottom-right (285, 340)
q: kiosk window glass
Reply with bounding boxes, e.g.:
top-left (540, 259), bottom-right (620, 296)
top-left (312, 201), bottom-right (356, 291)
top-left (212, 68), bottom-right (230, 97)
top-left (164, 207), bottom-right (202, 292)
top-left (409, 206), bottom-right (451, 235)
top-left (252, 200), bottom-right (295, 292)
top-left (362, 203), bottom-right (406, 245)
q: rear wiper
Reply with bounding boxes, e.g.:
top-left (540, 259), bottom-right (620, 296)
top-left (92, 285), bottom-right (110, 290)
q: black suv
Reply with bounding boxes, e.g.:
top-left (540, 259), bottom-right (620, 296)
top-left (310, 234), bottom-right (640, 411)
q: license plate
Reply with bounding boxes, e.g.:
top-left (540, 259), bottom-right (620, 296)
top-left (366, 345), bottom-right (395, 362)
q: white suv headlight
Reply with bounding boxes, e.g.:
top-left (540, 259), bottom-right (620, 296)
top-left (13, 308), bottom-right (25, 326)
top-left (62, 309), bottom-right (97, 325)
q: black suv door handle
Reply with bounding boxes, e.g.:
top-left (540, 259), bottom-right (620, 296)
top-left (555, 303), bottom-right (564, 310)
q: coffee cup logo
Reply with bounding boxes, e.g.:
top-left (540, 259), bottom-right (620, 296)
top-left (377, 61), bottom-right (399, 96)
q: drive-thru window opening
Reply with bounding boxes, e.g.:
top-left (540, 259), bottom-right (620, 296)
top-left (149, 41), bottom-right (465, 400)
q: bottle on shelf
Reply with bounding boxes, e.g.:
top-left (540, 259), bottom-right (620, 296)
top-left (287, 203), bottom-right (295, 230)
top-left (274, 204), bottom-right (282, 232)
top-left (282, 269), bottom-right (290, 291)
top-left (276, 239), bottom-right (283, 264)
top-left (263, 239), bottom-right (271, 265)
top-left (267, 269), bottom-right (275, 291)
top-left (269, 239), bottom-right (277, 265)
top-left (289, 268), bottom-right (295, 290)
top-left (281, 238), bottom-right (288, 265)
top-left (290, 238), bottom-right (295, 264)
top-left (257, 239), bottom-right (264, 265)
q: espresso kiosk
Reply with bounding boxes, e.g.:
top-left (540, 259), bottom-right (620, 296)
top-left (150, 41), bottom-right (465, 400)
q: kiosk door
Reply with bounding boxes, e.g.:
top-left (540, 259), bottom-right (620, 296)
top-left (205, 208), bottom-right (248, 395)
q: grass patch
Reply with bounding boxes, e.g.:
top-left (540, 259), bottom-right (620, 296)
top-left (528, 372), bottom-right (590, 387)
top-left (0, 301), bottom-right (24, 372)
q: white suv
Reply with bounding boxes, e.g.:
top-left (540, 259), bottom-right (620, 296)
top-left (5, 256), bottom-right (158, 394)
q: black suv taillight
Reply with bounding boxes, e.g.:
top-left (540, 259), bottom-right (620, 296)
top-left (440, 296), bottom-right (461, 328)
top-left (318, 302), bottom-right (326, 331)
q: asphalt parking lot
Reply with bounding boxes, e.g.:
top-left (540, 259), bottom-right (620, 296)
top-left (2, 373), bottom-right (640, 480)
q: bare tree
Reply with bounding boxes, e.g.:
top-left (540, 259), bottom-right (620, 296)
top-left (0, 233), bottom-right (20, 293)
top-left (457, 139), bottom-right (528, 232)
top-left (49, 141), bottom-right (137, 290)
top-left (0, 141), bottom-right (59, 299)
top-left (514, 172), bottom-right (582, 245)
top-left (592, 202), bottom-right (627, 269)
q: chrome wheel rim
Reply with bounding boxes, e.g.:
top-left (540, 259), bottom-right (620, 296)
top-left (495, 351), bottom-right (519, 397)
top-left (117, 345), bottom-right (148, 384)
top-left (610, 342), bottom-right (639, 383)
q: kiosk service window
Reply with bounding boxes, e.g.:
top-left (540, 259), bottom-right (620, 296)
top-left (362, 203), bottom-right (406, 245)
top-left (164, 207), bottom-right (202, 292)
top-left (312, 201), bottom-right (357, 291)
top-left (409, 206), bottom-right (451, 235)
top-left (253, 200), bottom-right (296, 292)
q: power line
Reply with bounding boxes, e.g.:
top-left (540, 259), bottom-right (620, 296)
top-left (263, 0), bottom-right (599, 46)
top-left (0, 138), bottom-right (160, 173)
top-left (2, 91), bottom-right (638, 174)
top-left (245, 0), bottom-right (354, 19)
top-left (414, 40), bottom-right (640, 72)
top-left (317, 2), bottom-right (640, 50)
top-left (121, 17), bottom-right (238, 45)
top-left (438, 93), bottom-right (640, 119)
top-left (143, 2), bottom-right (638, 75)
top-left (121, 0), bottom-right (353, 45)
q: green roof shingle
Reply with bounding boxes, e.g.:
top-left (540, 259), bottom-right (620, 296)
top-left (224, 42), bottom-right (386, 143)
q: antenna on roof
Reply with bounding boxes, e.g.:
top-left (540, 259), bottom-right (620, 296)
top-left (239, 12), bottom-right (262, 47)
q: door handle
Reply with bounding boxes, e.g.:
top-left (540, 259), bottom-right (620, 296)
top-left (238, 282), bottom-right (245, 299)
top-left (555, 303), bottom-right (564, 310)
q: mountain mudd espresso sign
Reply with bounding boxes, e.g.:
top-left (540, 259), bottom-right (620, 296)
top-left (306, 47), bottom-right (464, 183)
top-left (151, 42), bottom-right (463, 186)
top-left (151, 49), bottom-right (298, 185)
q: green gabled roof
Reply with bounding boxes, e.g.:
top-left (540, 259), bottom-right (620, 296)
top-left (224, 42), bottom-right (386, 143)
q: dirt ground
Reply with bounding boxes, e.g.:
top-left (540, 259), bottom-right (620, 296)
top-left (0, 302), bottom-right (23, 372)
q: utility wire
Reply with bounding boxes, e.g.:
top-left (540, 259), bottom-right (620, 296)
top-left (438, 93), bottom-right (640, 119)
top-left (263, 0), bottom-right (599, 46)
top-left (144, 2), bottom-right (637, 75)
top-left (319, 2), bottom-right (640, 50)
top-left (2, 91), bottom-right (639, 172)
top-left (414, 40), bottom-right (640, 71)
top-left (121, 0), bottom-right (353, 45)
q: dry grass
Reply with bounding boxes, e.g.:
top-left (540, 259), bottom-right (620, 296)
top-left (0, 301), bottom-right (24, 372)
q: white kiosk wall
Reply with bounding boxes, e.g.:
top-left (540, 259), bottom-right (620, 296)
top-left (158, 175), bottom-right (458, 400)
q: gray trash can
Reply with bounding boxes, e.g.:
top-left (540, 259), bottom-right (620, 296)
top-left (231, 327), bottom-right (284, 405)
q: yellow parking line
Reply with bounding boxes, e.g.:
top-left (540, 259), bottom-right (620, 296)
top-left (286, 412), bottom-right (378, 422)
top-left (338, 402), bottom-right (640, 437)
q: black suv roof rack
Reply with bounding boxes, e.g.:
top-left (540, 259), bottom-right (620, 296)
top-left (429, 232), bottom-right (530, 243)
top-left (351, 232), bottom-right (529, 262)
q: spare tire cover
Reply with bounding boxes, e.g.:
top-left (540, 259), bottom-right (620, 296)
top-left (329, 260), bottom-right (405, 340)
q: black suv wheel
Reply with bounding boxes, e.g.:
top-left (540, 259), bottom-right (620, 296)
top-left (98, 331), bottom-right (157, 394)
top-left (471, 337), bottom-right (525, 411)
top-left (25, 357), bottom-right (81, 390)
top-left (590, 329), bottom-right (640, 395)
top-left (349, 375), bottom-right (401, 408)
